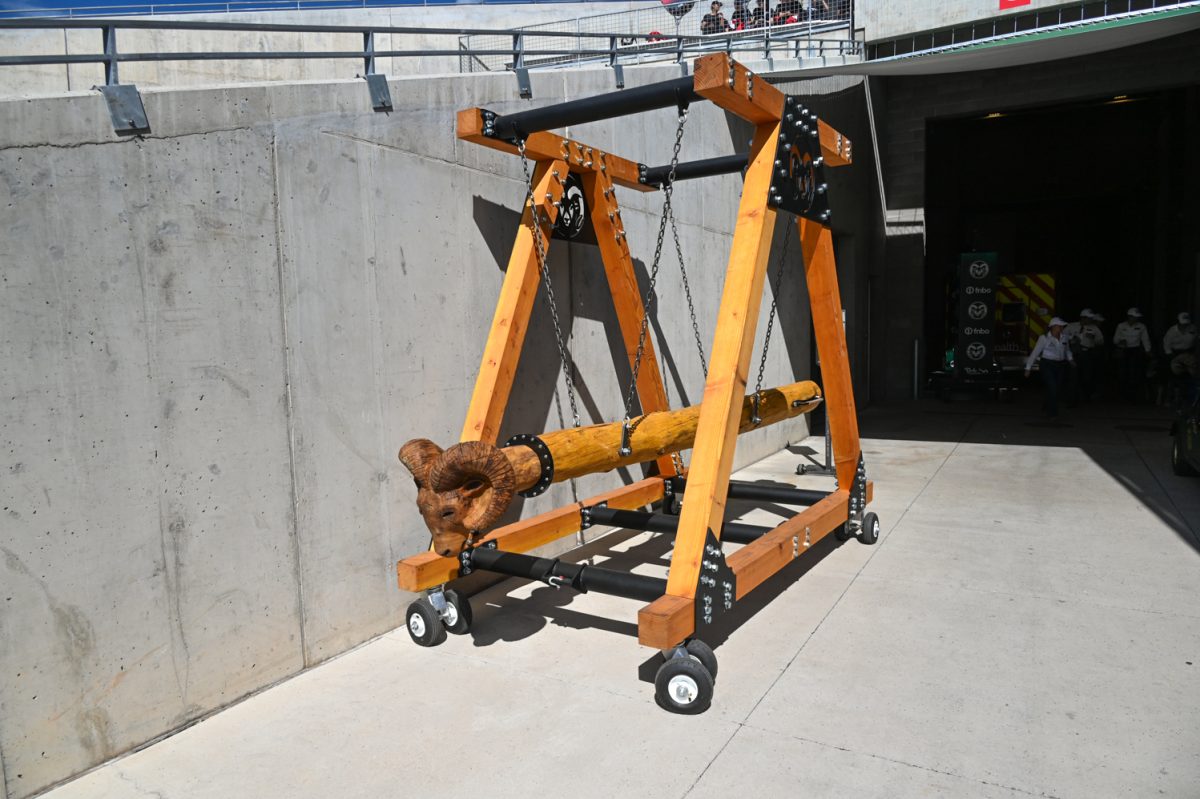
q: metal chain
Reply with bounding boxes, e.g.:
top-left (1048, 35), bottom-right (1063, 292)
top-left (619, 105), bottom-right (689, 455)
top-left (518, 138), bottom-right (581, 428)
top-left (751, 221), bottom-right (793, 423)
top-left (667, 199), bottom-right (708, 378)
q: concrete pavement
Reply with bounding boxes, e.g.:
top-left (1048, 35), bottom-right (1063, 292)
top-left (39, 398), bottom-right (1200, 798)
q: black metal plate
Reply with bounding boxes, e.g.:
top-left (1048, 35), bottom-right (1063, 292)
top-left (694, 529), bottom-right (736, 631)
top-left (96, 85), bottom-right (149, 136)
top-left (767, 95), bottom-right (830, 224)
top-left (364, 73), bottom-right (393, 112)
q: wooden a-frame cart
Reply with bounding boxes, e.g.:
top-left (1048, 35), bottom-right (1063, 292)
top-left (397, 54), bottom-right (876, 713)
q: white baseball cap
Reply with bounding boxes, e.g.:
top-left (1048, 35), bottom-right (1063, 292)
top-left (1126, 307), bottom-right (1143, 318)
top-left (1179, 312), bottom-right (1192, 325)
top-left (1080, 308), bottom-right (1094, 319)
top-left (1049, 317), bottom-right (1066, 328)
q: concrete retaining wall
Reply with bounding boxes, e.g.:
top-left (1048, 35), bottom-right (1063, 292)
top-left (0, 62), bottom-right (821, 797)
top-left (0, 1), bottom-right (660, 97)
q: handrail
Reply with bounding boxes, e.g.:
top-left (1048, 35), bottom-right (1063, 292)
top-left (0, 16), bottom-right (862, 86)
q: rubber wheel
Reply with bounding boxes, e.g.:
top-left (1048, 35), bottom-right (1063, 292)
top-left (684, 639), bottom-right (718, 681)
top-left (1172, 437), bottom-right (1197, 476)
top-left (859, 511), bottom-right (880, 545)
top-left (442, 589), bottom-right (473, 634)
top-left (834, 522), bottom-right (852, 542)
top-left (654, 656), bottom-right (714, 715)
top-left (405, 598), bottom-right (447, 647)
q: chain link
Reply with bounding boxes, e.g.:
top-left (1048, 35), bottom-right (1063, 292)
top-left (668, 199), bottom-right (708, 379)
top-left (622, 106), bottom-right (689, 436)
top-left (518, 138), bottom-right (581, 429)
top-left (753, 220), bottom-right (794, 399)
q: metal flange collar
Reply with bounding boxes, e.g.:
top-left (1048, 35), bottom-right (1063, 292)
top-left (505, 433), bottom-right (555, 498)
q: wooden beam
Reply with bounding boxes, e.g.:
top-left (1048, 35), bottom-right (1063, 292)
top-left (727, 490), bottom-right (848, 599)
top-left (636, 481), bottom-right (871, 649)
top-left (798, 217), bottom-right (861, 490)
top-left (396, 477), bottom-right (665, 592)
top-left (583, 168), bottom-right (677, 478)
top-left (457, 108), bottom-right (651, 193)
top-left (817, 119), bottom-right (853, 167)
top-left (459, 159), bottom-right (567, 445)
top-left (692, 54), bottom-right (784, 124)
top-left (664, 118), bottom-right (781, 600)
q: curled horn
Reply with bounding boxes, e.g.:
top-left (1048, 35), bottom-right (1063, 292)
top-left (428, 441), bottom-right (516, 532)
top-left (398, 439), bottom-right (444, 488)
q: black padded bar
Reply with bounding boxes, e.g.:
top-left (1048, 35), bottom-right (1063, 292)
top-left (726, 480), bottom-right (831, 506)
top-left (587, 507), bottom-right (772, 546)
top-left (488, 75), bottom-right (700, 140)
top-left (468, 547), bottom-right (666, 603)
top-left (640, 153), bottom-right (749, 187)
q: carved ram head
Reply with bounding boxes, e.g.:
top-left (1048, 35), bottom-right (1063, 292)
top-left (398, 439), bottom-right (516, 558)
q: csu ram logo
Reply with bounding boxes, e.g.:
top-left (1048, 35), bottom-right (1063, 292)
top-left (966, 342), bottom-right (987, 361)
top-left (969, 260), bottom-right (990, 280)
top-left (967, 301), bottom-right (988, 321)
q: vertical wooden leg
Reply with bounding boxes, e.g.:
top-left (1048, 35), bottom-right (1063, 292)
top-left (657, 118), bottom-right (782, 605)
top-left (583, 170), bottom-right (677, 477)
top-left (460, 160), bottom-right (569, 445)
top-left (797, 217), bottom-right (860, 489)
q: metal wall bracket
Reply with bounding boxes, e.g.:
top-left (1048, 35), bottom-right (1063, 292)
top-left (96, 84), bottom-right (149, 135)
top-left (514, 67), bottom-right (532, 99)
top-left (363, 73), bottom-right (392, 112)
top-left (694, 529), bottom-right (736, 630)
top-left (768, 94), bottom-right (831, 224)
top-left (612, 63), bottom-right (625, 90)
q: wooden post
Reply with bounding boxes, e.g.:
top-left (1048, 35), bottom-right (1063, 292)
top-left (656, 117), bottom-right (781, 606)
top-left (797, 217), bottom-right (860, 489)
top-left (460, 159), bottom-right (568, 445)
top-left (583, 168), bottom-right (677, 477)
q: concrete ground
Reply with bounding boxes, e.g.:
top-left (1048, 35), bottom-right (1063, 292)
top-left (40, 398), bottom-right (1200, 799)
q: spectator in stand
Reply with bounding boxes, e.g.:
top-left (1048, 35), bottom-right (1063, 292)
top-left (700, 0), bottom-right (733, 34)
top-left (748, 0), bottom-right (768, 27)
top-left (808, 0), bottom-right (830, 19)
top-left (772, 0), bottom-right (802, 25)
top-left (730, 0), bottom-right (751, 29)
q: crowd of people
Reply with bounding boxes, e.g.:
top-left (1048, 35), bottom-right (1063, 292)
top-left (1024, 307), bottom-right (1197, 416)
top-left (699, 0), bottom-right (837, 34)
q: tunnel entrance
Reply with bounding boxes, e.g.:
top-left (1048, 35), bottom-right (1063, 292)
top-left (923, 84), bottom-right (1200, 378)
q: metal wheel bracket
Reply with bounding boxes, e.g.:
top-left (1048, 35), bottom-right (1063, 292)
top-left (506, 433), bottom-right (555, 497)
top-left (695, 529), bottom-right (736, 629)
top-left (848, 453), bottom-right (868, 525)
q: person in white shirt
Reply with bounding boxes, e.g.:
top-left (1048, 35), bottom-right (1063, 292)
top-left (1163, 312), bottom-right (1196, 404)
top-left (1113, 307), bottom-right (1151, 401)
top-left (1025, 317), bottom-right (1075, 417)
top-left (1074, 309), bottom-right (1106, 402)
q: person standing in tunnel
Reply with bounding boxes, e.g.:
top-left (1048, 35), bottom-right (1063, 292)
top-left (1113, 307), bottom-right (1152, 402)
top-left (1163, 311), bottom-right (1197, 406)
top-left (1025, 317), bottom-right (1075, 417)
top-left (1074, 309), bottom-right (1106, 402)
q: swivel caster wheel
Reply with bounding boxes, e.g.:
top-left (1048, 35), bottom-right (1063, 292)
top-left (405, 598), bottom-right (447, 647)
top-left (834, 522), bottom-right (852, 542)
top-left (654, 656), bottom-right (714, 715)
top-left (684, 639), bottom-right (718, 681)
top-left (859, 511), bottom-right (880, 545)
top-left (442, 589), bottom-right (473, 635)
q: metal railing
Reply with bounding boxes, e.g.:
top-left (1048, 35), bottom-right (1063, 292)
top-left (0, 0), bottom-right (636, 21)
top-left (0, 16), bottom-right (861, 88)
top-left (460, 0), bottom-right (854, 71)
top-left (867, 0), bottom-right (1198, 60)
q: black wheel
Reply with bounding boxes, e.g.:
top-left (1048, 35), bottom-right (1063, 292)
top-left (654, 656), bottom-right (714, 715)
top-left (405, 598), bottom-right (446, 647)
top-left (684, 639), bottom-right (718, 681)
top-left (442, 589), bottom-right (473, 634)
top-left (859, 511), bottom-right (880, 545)
top-left (1172, 437), bottom-right (1197, 476)
top-left (834, 522), bottom-right (852, 541)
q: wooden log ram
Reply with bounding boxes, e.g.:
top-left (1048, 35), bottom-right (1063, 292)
top-left (399, 380), bottom-right (821, 557)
